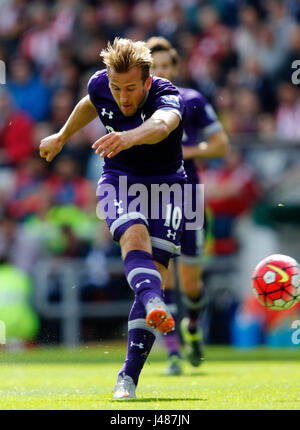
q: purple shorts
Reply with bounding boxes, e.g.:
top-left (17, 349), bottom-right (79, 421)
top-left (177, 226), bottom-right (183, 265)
top-left (97, 169), bottom-right (187, 267)
top-left (180, 222), bottom-right (206, 265)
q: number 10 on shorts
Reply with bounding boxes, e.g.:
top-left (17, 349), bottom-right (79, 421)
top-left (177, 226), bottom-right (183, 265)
top-left (164, 204), bottom-right (182, 230)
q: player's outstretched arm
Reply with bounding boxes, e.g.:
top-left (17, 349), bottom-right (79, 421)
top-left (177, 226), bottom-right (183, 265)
top-left (40, 95), bottom-right (98, 162)
top-left (182, 130), bottom-right (229, 160)
top-left (92, 109), bottom-right (180, 158)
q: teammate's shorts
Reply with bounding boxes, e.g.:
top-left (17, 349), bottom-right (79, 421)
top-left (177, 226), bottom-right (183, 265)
top-left (179, 181), bottom-right (207, 265)
top-left (180, 218), bottom-right (206, 265)
top-left (97, 169), bottom-right (186, 268)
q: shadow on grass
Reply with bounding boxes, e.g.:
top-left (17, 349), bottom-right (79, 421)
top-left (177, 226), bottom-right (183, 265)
top-left (158, 371), bottom-right (209, 377)
top-left (113, 397), bottom-right (208, 403)
top-left (0, 345), bottom-right (300, 364)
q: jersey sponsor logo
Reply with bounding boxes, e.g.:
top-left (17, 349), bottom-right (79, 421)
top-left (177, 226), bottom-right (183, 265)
top-left (101, 108), bottom-right (114, 119)
top-left (106, 125), bottom-right (115, 133)
top-left (266, 264), bottom-right (289, 283)
top-left (160, 95), bottom-right (180, 108)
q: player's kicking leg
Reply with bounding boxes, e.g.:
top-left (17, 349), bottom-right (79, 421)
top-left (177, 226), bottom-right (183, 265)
top-left (161, 260), bottom-right (183, 376)
top-left (113, 224), bottom-right (174, 399)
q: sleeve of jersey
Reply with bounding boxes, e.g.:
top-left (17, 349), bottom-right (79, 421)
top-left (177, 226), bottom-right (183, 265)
top-left (193, 93), bottom-right (223, 137)
top-left (153, 86), bottom-right (184, 120)
top-left (87, 71), bottom-right (102, 106)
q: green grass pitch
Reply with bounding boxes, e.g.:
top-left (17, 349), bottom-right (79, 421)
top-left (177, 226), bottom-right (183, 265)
top-left (0, 342), bottom-right (300, 410)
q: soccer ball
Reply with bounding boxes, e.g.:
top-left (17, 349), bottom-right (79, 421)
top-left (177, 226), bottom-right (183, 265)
top-left (252, 254), bottom-right (300, 310)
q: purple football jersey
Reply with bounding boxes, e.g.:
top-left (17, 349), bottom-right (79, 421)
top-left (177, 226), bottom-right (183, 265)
top-left (88, 70), bottom-right (185, 176)
top-left (178, 87), bottom-right (223, 184)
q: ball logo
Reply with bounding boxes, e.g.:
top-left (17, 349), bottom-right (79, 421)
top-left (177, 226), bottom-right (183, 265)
top-left (266, 264), bottom-right (289, 283)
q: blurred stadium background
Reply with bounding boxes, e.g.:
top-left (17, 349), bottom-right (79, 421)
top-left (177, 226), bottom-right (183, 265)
top-left (0, 0), bottom-right (300, 351)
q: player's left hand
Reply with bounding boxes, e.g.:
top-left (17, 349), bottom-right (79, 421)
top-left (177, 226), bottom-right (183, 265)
top-left (92, 131), bottom-right (134, 158)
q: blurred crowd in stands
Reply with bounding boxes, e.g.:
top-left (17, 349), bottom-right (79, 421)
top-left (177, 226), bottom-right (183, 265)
top-left (1, 0), bottom-right (300, 145)
top-left (0, 0), bottom-right (300, 344)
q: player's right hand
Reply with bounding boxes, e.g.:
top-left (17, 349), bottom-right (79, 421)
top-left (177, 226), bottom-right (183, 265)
top-left (92, 131), bottom-right (135, 158)
top-left (39, 133), bottom-right (65, 162)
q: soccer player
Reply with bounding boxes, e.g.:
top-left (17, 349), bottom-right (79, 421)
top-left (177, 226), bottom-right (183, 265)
top-left (146, 37), bottom-right (229, 375)
top-left (39, 38), bottom-right (187, 399)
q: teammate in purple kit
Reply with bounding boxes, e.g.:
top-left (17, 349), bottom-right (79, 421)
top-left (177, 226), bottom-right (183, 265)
top-left (39, 38), bottom-right (187, 399)
top-left (146, 37), bottom-right (229, 375)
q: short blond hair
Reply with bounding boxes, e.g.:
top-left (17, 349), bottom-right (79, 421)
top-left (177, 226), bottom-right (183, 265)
top-left (101, 38), bottom-right (153, 82)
